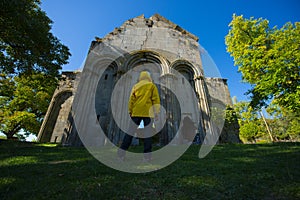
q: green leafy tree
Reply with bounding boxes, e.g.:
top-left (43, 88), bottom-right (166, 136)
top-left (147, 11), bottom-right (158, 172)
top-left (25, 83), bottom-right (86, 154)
top-left (267, 104), bottom-right (300, 141)
top-left (287, 118), bottom-right (300, 141)
top-left (225, 14), bottom-right (300, 112)
top-left (233, 101), bottom-right (265, 143)
top-left (0, 0), bottom-right (70, 139)
top-left (239, 122), bottom-right (259, 143)
top-left (1, 0), bottom-right (70, 77)
top-left (0, 72), bottom-right (57, 139)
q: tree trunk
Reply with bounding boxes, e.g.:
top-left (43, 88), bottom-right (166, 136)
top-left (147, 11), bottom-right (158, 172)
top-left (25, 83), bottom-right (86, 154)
top-left (260, 111), bottom-right (275, 142)
top-left (4, 131), bottom-right (18, 140)
top-left (6, 135), bottom-right (16, 140)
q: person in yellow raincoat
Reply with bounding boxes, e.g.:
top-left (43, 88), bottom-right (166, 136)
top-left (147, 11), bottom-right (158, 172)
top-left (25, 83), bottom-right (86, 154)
top-left (118, 71), bottom-right (160, 161)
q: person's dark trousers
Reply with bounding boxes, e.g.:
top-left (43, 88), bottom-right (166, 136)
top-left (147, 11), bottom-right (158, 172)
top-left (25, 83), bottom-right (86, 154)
top-left (118, 117), bottom-right (152, 158)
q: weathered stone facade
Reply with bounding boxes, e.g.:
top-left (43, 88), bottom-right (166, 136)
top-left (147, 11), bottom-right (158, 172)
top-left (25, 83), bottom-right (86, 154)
top-left (38, 14), bottom-right (239, 146)
top-left (38, 72), bottom-right (79, 144)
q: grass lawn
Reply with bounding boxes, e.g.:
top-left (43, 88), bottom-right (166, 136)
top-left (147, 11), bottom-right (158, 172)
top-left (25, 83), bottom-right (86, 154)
top-left (0, 140), bottom-right (299, 200)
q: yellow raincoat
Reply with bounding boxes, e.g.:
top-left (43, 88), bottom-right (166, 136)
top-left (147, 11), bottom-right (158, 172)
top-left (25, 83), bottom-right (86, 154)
top-left (128, 71), bottom-right (160, 118)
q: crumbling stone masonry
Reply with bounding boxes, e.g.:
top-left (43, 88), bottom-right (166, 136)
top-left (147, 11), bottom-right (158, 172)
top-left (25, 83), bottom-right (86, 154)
top-left (37, 14), bottom-right (240, 146)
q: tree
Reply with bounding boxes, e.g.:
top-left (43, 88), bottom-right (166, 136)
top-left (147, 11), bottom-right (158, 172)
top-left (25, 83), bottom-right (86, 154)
top-left (239, 122), bottom-right (259, 143)
top-left (267, 104), bottom-right (300, 141)
top-left (233, 101), bottom-right (265, 143)
top-left (0, 0), bottom-right (70, 77)
top-left (225, 14), bottom-right (300, 112)
top-left (0, 0), bottom-right (70, 139)
top-left (0, 72), bottom-right (57, 139)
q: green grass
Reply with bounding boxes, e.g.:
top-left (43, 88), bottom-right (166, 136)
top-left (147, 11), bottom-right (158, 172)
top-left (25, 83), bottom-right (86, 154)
top-left (0, 140), bottom-right (299, 200)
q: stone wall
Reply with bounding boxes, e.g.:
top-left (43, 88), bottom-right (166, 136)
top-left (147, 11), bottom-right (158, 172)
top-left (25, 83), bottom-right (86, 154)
top-left (205, 77), bottom-right (232, 106)
top-left (37, 72), bottom-right (79, 143)
top-left (38, 14), bottom-right (238, 146)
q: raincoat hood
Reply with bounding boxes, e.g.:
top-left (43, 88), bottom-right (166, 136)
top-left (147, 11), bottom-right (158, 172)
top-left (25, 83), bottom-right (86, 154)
top-left (138, 71), bottom-right (152, 82)
top-left (128, 71), bottom-right (160, 118)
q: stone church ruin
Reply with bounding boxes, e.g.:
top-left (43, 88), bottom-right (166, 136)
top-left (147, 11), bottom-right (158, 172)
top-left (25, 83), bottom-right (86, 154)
top-left (37, 14), bottom-right (239, 146)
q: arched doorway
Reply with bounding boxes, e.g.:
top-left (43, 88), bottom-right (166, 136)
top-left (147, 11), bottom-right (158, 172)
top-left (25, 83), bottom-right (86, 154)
top-left (38, 91), bottom-right (73, 143)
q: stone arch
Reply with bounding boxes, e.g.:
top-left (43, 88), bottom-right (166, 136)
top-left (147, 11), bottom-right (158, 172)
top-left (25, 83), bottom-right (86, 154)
top-left (38, 90), bottom-right (73, 143)
top-left (88, 57), bottom-right (120, 79)
top-left (95, 61), bottom-right (119, 142)
top-left (124, 50), bottom-right (170, 75)
top-left (171, 59), bottom-right (197, 86)
top-left (122, 51), bottom-right (187, 145)
top-left (170, 59), bottom-right (202, 143)
top-left (113, 50), bottom-right (174, 145)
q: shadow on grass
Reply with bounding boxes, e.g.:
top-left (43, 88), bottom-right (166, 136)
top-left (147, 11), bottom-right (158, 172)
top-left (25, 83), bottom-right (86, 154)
top-left (0, 140), bottom-right (299, 199)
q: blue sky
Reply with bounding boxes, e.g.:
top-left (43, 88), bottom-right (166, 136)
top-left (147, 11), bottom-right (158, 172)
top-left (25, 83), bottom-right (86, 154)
top-left (40, 0), bottom-right (300, 102)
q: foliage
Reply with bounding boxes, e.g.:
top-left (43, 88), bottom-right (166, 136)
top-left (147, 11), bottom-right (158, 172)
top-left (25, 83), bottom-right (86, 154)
top-left (267, 105), bottom-right (300, 141)
top-left (233, 101), bottom-right (266, 143)
top-left (239, 121), bottom-right (259, 143)
top-left (0, 72), bottom-right (57, 138)
top-left (0, 141), bottom-right (299, 199)
top-left (225, 14), bottom-right (300, 112)
top-left (234, 101), bottom-right (258, 122)
top-left (0, 0), bottom-right (70, 139)
top-left (224, 105), bottom-right (238, 125)
top-left (233, 101), bottom-right (300, 143)
top-left (0, 0), bottom-right (70, 77)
